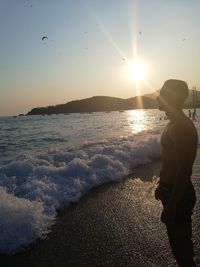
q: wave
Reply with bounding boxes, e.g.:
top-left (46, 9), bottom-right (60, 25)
top-left (41, 137), bottom-right (67, 143)
top-left (0, 129), bottom-right (161, 255)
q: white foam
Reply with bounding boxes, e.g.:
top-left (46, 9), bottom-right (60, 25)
top-left (0, 130), bottom-right (161, 254)
top-left (0, 186), bottom-right (55, 255)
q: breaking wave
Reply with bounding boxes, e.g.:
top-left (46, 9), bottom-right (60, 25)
top-left (0, 129), bottom-right (161, 254)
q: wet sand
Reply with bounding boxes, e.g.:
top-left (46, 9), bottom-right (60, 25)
top-left (1, 154), bottom-right (200, 267)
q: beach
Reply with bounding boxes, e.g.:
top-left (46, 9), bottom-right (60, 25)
top-left (0, 112), bottom-right (200, 266)
top-left (1, 150), bottom-right (199, 267)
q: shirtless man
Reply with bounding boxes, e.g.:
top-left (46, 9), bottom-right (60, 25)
top-left (155, 79), bottom-right (198, 267)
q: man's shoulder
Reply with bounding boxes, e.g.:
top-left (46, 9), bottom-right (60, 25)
top-left (171, 117), bottom-right (196, 131)
top-left (170, 117), bottom-right (197, 143)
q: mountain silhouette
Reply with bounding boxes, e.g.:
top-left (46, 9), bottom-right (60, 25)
top-left (26, 89), bottom-right (199, 115)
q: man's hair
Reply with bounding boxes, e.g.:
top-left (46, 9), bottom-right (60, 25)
top-left (161, 79), bottom-right (189, 107)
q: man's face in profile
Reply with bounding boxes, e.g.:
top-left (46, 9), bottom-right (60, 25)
top-left (157, 95), bottom-right (164, 111)
top-left (157, 87), bottom-right (170, 111)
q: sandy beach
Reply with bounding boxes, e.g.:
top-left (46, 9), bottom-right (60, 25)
top-left (1, 151), bottom-right (200, 267)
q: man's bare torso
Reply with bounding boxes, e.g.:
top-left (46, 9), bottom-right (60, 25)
top-left (160, 115), bottom-right (198, 184)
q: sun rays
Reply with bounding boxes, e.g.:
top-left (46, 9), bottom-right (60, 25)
top-left (90, 1), bottom-right (152, 100)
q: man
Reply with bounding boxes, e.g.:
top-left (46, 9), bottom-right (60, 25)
top-left (155, 79), bottom-right (198, 267)
top-left (192, 108), bottom-right (197, 122)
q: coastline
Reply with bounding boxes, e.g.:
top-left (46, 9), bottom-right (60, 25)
top-left (1, 156), bottom-right (200, 267)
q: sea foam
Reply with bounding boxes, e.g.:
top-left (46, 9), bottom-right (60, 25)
top-left (0, 130), bottom-right (161, 254)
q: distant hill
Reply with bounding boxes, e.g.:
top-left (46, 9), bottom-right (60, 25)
top-left (143, 90), bottom-right (160, 99)
top-left (26, 89), bottom-right (200, 115)
top-left (26, 95), bottom-right (158, 115)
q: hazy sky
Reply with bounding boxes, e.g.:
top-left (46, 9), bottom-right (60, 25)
top-left (0, 0), bottom-right (200, 116)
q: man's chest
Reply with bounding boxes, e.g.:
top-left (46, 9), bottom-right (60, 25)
top-left (161, 124), bottom-right (174, 149)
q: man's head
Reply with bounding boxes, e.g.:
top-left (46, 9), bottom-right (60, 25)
top-left (157, 79), bottom-right (189, 112)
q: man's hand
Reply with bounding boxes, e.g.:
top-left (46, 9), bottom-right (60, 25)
top-left (161, 206), bottom-right (176, 224)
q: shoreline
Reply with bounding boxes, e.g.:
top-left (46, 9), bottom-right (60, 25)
top-left (1, 158), bottom-right (200, 267)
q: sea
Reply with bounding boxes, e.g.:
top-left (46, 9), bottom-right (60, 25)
top-left (0, 109), bottom-right (199, 255)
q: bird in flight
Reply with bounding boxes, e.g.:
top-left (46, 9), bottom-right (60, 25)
top-left (42, 36), bottom-right (48, 41)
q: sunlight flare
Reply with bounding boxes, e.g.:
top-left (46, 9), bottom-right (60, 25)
top-left (126, 60), bottom-right (147, 82)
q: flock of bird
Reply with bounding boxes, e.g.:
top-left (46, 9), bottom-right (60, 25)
top-left (27, 2), bottom-right (187, 57)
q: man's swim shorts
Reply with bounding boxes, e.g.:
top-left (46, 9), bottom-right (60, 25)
top-left (156, 181), bottom-right (196, 224)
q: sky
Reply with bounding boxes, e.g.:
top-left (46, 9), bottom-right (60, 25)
top-left (0, 0), bottom-right (200, 116)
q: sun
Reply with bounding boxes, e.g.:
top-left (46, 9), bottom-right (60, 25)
top-left (126, 60), bottom-right (147, 82)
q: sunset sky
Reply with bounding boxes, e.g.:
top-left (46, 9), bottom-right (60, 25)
top-left (0, 0), bottom-right (200, 116)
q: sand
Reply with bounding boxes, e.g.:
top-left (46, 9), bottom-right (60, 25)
top-left (1, 154), bottom-right (200, 267)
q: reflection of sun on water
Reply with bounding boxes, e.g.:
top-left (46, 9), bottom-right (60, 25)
top-left (127, 110), bottom-right (148, 134)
